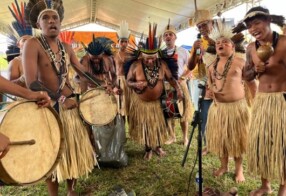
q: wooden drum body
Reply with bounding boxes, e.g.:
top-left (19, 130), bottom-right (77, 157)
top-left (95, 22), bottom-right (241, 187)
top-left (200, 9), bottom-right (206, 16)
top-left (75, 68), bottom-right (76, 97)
top-left (0, 101), bottom-right (63, 185)
top-left (79, 88), bottom-right (117, 126)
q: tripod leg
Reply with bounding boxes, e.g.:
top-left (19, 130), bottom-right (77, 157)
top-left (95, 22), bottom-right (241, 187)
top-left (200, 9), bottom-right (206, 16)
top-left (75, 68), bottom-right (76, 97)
top-left (181, 124), bottom-right (196, 167)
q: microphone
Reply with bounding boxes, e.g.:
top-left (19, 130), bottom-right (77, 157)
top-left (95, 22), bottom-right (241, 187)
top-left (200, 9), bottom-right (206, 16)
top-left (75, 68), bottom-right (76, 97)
top-left (196, 33), bottom-right (201, 56)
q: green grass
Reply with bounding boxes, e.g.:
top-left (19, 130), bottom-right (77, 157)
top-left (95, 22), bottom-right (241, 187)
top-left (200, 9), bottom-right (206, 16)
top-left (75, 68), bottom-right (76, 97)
top-left (0, 122), bottom-right (280, 195)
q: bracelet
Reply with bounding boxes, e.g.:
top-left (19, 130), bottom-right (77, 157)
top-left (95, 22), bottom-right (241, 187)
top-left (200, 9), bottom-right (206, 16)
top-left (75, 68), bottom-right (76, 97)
top-left (58, 95), bottom-right (66, 104)
top-left (19, 75), bottom-right (25, 83)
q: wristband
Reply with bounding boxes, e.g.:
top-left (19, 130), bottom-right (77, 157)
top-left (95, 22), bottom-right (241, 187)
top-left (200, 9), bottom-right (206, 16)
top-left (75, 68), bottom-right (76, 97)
top-left (58, 95), bottom-right (66, 104)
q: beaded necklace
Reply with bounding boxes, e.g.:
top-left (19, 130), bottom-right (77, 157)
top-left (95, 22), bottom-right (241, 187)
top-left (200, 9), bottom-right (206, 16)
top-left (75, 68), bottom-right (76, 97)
top-left (212, 54), bottom-right (234, 92)
top-left (39, 34), bottom-right (67, 75)
top-left (142, 59), bottom-right (160, 88)
top-left (38, 34), bottom-right (67, 93)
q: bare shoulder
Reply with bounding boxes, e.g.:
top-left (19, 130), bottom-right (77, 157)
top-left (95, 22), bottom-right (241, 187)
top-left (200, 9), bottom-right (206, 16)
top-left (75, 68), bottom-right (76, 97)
top-left (25, 37), bottom-right (40, 48)
top-left (246, 42), bottom-right (255, 51)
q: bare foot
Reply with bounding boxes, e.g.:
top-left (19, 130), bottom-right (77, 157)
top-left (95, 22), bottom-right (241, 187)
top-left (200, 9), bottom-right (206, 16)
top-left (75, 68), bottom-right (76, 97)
top-left (165, 137), bottom-right (176, 145)
top-left (183, 138), bottom-right (189, 147)
top-left (202, 147), bottom-right (209, 156)
top-left (235, 171), bottom-right (245, 183)
top-left (154, 147), bottom-right (166, 157)
top-left (213, 167), bottom-right (228, 177)
top-left (144, 150), bottom-right (152, 161)
top-left (249, 187), bottom-right (272, 196)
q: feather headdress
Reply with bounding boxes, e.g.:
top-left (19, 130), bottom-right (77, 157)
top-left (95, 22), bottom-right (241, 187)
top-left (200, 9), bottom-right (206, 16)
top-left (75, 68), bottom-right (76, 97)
top-left (82, 35), bottom-right (114, 56)
top-left (8, 0), bottom-right (33, 37)
top-left (117, 21), bottom-right (130, 40)
top-left (207, 19), bottom-right (245, 54)
top-left (233, 6), bottom-right (285, 33)
top-left (59, 31), bottom-right (75, 45)
top-left (25, 0), bottom-right (64, 29)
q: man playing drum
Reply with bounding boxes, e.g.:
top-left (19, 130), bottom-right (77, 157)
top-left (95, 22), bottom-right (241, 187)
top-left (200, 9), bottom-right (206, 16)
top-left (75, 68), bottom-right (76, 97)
top-left (23, 0), bottom-right (95, 195)
top-left (162, 23), bottom-right (193, 147)
top-left (125, 23), bottom-right (183, 160)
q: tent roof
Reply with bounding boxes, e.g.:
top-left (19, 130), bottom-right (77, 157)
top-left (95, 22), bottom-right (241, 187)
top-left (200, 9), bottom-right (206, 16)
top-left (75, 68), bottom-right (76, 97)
top-left (0, 0), bottom-right (256, 37)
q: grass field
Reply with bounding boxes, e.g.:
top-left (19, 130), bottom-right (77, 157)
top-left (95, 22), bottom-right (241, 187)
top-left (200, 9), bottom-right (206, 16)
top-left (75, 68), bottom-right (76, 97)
top-left (0, 122), bottom-right (280, 196)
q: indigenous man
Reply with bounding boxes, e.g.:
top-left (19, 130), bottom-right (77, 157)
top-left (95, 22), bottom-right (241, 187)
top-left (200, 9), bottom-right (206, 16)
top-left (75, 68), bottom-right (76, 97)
top-left (0, 75), bottom-right (51, 159)
top-left (125, 23), bottom-right (183, 160)
top-left (162, 24), bottom-right (193, 146)
top-left (8, 35), bottom-right (32, 87)
top-left (7, 0), bottom-right (33, 88)
top-left (233, 6), bottom-right (286, 195)
top-left (205, 22), bottom-right (254, 183)
top-left (187, 10), bottom-right (215, 153)
top-left (113, 21), bottom-right (131, 117)
top-left (23, 0), bottom-right (95, 195)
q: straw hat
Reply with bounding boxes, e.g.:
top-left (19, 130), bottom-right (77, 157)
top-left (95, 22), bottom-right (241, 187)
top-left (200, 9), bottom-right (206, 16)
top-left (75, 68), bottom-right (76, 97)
top-left (163, 24), bottom-right (177, 36)
top-left (189, 10), bottom-right (212, 27)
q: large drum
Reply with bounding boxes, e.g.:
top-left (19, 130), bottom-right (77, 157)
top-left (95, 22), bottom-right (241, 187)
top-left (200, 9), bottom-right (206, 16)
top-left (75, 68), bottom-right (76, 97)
top-left (161, 83), bottom-right (184, 119)
top-left (79, 88), bottom-right (117, 126)
top-left (0, 101), bottom-right (63, 185)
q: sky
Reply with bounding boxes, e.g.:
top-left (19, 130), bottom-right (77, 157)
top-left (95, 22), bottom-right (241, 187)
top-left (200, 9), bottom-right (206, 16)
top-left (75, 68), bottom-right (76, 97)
top-left (0, 0), bottom-right (284, 54)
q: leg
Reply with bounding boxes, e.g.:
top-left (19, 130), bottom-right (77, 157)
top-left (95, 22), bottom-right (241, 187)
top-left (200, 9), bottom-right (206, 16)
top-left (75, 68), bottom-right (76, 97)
top-left (154, 146), bottom-right (166, 157)
top-left (180, 120), bottom-right (189, 146)
top-left (250, 178), bottom-right (272, 196)
top-left (67, 179), bottom-right (77, 196)
top-left (234, 157), bottom-right (245, 183)
top-left (214, 156), bottom-right (229, 177)
top-left (46, 178), bottom-right (59, 196)
top-left (144, 145), bottom-right (153, 161)
top-left (278, 183), bottom-right (286, 196)
top-left (165, 119), bottom-right (176, 145)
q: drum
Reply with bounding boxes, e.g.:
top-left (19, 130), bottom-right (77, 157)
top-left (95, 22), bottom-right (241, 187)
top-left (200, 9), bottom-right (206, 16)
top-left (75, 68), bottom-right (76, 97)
top-left (161, 83), bottom-right (184, 119)
top-left (79, 88), bottom-right (117, 126)
top-left (0, 101), bottom-right (63, 185)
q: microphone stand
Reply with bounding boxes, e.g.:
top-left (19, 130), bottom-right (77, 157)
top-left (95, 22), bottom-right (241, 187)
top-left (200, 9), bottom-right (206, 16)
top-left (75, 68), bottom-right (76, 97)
top-left (182, 83), bottom-right (206, 196)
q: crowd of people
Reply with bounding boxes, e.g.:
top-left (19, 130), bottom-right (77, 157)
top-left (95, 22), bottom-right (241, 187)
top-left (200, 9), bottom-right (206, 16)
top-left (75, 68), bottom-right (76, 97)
top-left (0, 0), bottom-right (286, 195)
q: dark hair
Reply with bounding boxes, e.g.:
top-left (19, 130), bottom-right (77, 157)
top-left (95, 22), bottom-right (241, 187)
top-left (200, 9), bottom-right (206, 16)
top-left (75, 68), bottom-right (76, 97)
top-left (244, 6), bottom-right (270, 24)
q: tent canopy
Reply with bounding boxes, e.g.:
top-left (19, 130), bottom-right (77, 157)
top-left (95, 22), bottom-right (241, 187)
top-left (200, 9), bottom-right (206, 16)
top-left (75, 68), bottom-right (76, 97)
top-left (0, 0), bottom-right (255, 38)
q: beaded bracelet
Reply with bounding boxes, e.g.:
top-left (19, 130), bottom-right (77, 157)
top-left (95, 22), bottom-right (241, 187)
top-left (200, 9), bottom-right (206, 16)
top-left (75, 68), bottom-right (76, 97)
top-left (58, 95), bottom-right (66, 104)
top-left (19, 75), bottom-right (25, 83)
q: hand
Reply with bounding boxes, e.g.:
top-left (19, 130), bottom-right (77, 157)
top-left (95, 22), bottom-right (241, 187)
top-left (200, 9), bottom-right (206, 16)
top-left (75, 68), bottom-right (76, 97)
top-left (113, 86), bottom-right (122, 95)
top-left (176, 88), bottom-right (184, 102)
top-left (30, 91), bottom-right (51, 107)
top-left (193, 40), bottom-right (202, 50)
top-left (205, 88), bottom-right (213, 99)
top-left (62, 98), bottom-right (78, 109)
top-left (0, 132), bottom-right (10, 159)
top-left (135, 81), bottom-right (147, 91)
top-left (255, 61), bottom-right (267, 73)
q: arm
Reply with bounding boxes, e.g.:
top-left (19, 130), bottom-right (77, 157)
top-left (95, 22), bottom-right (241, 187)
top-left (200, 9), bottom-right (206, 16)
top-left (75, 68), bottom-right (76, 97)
top-left (164, 63), bottom-right (183, 100)
top-left (242, 44), bottom-right (257, 81)
top-left (7, 58), bottom-right (25, 87)
top-left (22, 38), bottom-right (39, 88)
top-left (126, 63), bottom-right (147, 92)
top-left (187, 40), bottom-right (201, 70)
top-left (0, 75), bottom-right (50, 107)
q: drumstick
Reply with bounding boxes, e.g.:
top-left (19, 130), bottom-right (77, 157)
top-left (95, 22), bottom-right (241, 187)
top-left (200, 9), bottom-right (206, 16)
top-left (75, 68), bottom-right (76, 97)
top-left (118, 80), bottom-right (122, 110)
top-left (10, 139), bottom-right (36, 146)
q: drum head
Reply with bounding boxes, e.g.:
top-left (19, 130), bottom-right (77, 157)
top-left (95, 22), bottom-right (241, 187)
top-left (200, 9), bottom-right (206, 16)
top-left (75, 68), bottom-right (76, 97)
top-left (0, 101), bottom-right (63, 185)
top-left (79, 88), bottom-right (117, 126)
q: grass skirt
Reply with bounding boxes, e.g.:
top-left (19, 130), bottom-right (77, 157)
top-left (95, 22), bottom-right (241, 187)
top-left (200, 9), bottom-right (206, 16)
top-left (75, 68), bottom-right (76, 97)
top-left (116, 76), bottom-right (130, 116)
top-left (247, 92), bottom-right (286, 184)
top-left (206, 99), bottom-right (250, 158)
top-left (180, 80), bottom-right (193, 122)
top-left (128, 92), bottom-right (167, 148)
top-left (54, 104), bottom-right (96, 182)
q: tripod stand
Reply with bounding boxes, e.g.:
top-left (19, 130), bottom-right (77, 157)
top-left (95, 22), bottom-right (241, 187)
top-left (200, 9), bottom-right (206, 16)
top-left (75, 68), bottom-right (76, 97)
top-left (182, 82), bottom-right (206, 196)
